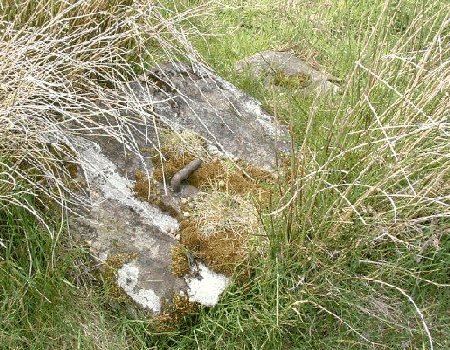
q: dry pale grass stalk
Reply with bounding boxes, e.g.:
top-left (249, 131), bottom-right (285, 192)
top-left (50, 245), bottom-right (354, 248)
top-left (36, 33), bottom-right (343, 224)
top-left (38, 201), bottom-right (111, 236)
top-left (275, 1), bottom-right (449, 237)
top-left (0, 1), bottom-right (212, 236)
top-left (189, 190), bottom-right (259, 239)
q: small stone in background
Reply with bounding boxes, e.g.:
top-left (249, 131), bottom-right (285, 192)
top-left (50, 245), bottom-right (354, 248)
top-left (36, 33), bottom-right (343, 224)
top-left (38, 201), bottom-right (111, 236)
top-left (236, 50), bottom-right (340, 97)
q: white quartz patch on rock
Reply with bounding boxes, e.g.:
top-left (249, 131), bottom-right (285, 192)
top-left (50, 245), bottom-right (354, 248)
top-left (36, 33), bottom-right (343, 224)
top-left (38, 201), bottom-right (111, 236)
top-left (185, 263), bottom-right (229, 306)
top-left (117, 261), bottom-right (161, 313)
top-left (72, 136), bottom-right (179, 235)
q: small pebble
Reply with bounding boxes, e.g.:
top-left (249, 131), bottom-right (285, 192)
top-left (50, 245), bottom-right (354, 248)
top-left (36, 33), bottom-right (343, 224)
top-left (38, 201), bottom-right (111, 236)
top-left (207, 143), bottom-right (220, 156)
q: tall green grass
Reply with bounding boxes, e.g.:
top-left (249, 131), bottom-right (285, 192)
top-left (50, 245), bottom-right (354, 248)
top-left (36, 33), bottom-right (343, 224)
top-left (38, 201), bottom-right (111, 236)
top-left (0, 205), bottom-right (116, 349)
top-left (158, 1), bottom-right (450, 348)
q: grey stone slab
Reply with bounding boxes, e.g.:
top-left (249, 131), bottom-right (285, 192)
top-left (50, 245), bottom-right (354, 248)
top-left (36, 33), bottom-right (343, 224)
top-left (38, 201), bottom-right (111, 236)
top-left (68, 62), bottom-right (290, 314)
top-left (236, 50), bottom-right (340, 96)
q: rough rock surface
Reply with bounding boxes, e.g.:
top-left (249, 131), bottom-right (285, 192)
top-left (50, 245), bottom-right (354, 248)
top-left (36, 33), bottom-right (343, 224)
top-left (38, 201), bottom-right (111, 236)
top-left (129, 61), bottom-right (291, 171)
top-left (69, 62), bottom-right (290, 314)
top-left (236, 50), bottom-right (340, 96)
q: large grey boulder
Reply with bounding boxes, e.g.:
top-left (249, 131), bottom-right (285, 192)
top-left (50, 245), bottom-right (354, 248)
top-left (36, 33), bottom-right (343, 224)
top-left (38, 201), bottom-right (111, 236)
top-left (236, 50), bottom-right (340, 96)
top-left (69, 62), bottom-right (290, 314)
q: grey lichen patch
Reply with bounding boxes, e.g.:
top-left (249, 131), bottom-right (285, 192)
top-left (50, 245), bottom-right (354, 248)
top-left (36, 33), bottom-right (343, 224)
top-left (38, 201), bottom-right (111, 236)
top-left (116, 261), bottom-right (161, 313)
top-left (131, 62), bottom-right (291, 170)
top-left (73, 136), bottom-right (179, 235)
top-left (101, 253), bottom-right (138, 305)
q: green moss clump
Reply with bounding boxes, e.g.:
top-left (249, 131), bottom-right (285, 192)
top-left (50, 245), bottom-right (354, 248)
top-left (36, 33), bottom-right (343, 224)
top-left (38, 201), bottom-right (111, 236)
top-left (273, 71), bottom-right (311, 89)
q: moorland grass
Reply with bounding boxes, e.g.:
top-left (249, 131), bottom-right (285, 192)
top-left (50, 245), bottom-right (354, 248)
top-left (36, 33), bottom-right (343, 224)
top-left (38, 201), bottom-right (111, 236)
top-left (1, 0), bottom-right (449, 349)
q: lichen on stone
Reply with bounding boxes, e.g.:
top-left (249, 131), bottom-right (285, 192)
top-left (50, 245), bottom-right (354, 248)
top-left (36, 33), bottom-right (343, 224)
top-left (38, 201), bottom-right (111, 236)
top-left (116, 260), bottom-right (162, 313)
top-left (101, 252), bottom-right (138, 304)
top-left (185, 262), bottom-right (230, 306)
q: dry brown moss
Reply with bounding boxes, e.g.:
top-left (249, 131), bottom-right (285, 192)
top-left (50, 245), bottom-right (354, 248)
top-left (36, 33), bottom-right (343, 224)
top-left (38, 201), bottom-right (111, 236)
top-left (134, 170), bottom-right (158, 200)
top-left (65, 162), bottom-right (78, 178)
top-left (178, 162), bottom-right (267, 276)
top-left (150, 147), bottom-right (261, 197)
top-left (153, 294), bottom-right (198, 330)
top-left (187, 159), bottom-right (223, 188)
top-left (152, 152), bottom-right (197, 184)
top-left (151, 129), bottom-right (205, 185)
top-left (171, 244), bottom-right (190, 277)
top-left (134, 170), bottom-right (180, 218)
top-left (240, 161), bottom-right (276, 182)
top-left (189, 159), bottom-right (273, 199)
top-left (136, 129), bottom-right (278, 278)
top-left (180, 219), bottom-right (247, 276)
top-left (147, 130), bottom-right (275, 200)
